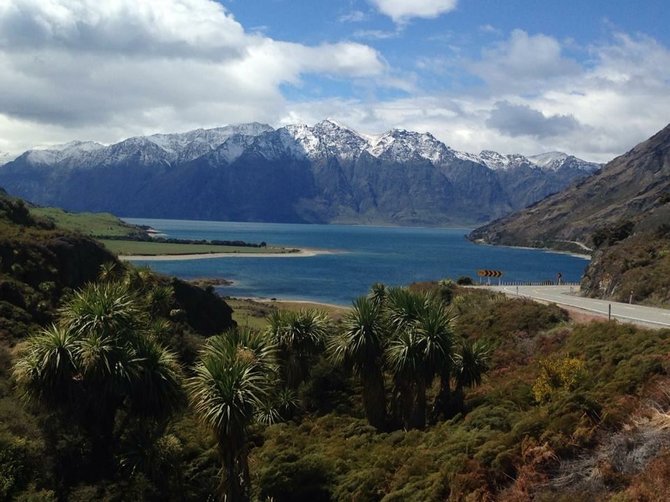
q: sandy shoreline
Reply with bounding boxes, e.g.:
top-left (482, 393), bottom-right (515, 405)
top-left (118, 247), bottom-right (338, 261)
top-left (233, 296), bottom-right (349, 311)
top-left (471, 238), bottom-right (591, 260)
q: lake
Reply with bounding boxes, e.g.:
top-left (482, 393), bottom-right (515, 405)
top-left (123, 218), bottom-right (590, 306)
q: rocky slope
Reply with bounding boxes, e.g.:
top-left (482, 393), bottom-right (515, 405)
top-left (469, 123), bottom-right (670, 249)
top-left (0, 121), bottom-right (599, 225)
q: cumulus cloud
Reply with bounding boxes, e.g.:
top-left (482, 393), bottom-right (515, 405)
top-left (368, 0), bottom-right (458, 23)
top-left (486, 101), bottom-right (581, 138)
top-left (0, 0), bottom-right (386, 153)
top-left (470, 29), bottom-right (581, 92)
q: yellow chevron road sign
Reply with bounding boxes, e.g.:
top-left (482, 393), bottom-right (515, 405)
top-left (477, 269), bottom-right (503, 278)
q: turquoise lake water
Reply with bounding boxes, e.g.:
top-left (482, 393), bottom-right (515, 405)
top-left (123, 219), bottom-right (590, 306)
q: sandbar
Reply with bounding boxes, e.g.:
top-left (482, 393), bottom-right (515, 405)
top-left (118, 247), bottom-right (338, 261)
top-left (232, 296), bottom-right (349, 312)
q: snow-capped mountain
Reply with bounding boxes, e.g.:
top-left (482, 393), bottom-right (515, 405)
top-left (0, 121), bottom-right (602, 225)
top-left (147, 122), bottom-right (273, 163)
top-left (23, 141), bottom-right (104, 167)
top-left (528, 151), bottom-right (600, 172)
top-left (468, 150), bottom-right (599, 173)
top-left (9, 120), bottom-right (599, 173)
top-left (366, 129), bottom-right (455, 164)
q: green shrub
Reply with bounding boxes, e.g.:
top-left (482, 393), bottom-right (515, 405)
top-left (256, 451), bottom-right (334, 501)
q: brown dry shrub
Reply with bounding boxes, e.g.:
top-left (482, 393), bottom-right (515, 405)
top-left (616, 449), bottom-right (670, 501)
top-left (448, 459), bottom-right (494, 502)
top-left (497, 438), bottom-right (558, 501)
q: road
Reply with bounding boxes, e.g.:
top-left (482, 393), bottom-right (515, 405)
top-left (486, 285), bottom-right (670, 329)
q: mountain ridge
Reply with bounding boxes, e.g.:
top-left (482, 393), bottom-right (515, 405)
top-left (469, 123), bottom-right (670, 248)
top-left (0, 120), bottom-right (601, 225)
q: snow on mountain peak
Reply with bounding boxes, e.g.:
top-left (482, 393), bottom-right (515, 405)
top-left (527, 152), bottom-right (600, 172)
top-left (12, 121), bottom-right (599, 176)
top-left (475, 150), bottom-right (512, 170)
top-left (527, 152), bottom-right (569, 168)
top-left (146, 123), bottom-right (274, 163)
top-left (22, 140), bottom-right (105, 165)
top-left (265, 121), bottom-right (368, 160)
top-left (366, 129), bottom-right (451, 163)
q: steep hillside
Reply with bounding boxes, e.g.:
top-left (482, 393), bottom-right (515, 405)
top-left (0, 121), bottom-right (599, 225)
top-left (581, 225), bottom-right (670, 306)
top-left (469, 123), bottom-right (670, 249)
top-left (0, 189), bottom-right (235, 338)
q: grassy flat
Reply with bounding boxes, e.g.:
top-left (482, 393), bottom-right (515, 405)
top-left (226, 298), bottom-right (277, 331)
top-left (100, 239), bottom-right (296, 256)
top-left (30, 207), bottom-right (144, 237)
top-left (226, 298), bottom-right (349, 331)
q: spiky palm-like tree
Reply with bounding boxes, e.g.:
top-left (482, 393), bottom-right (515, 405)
top-left (386, 329), bottom-right (424, 429)
top-left (146, 284), bottom-right (175, 318)
top-left (98, 261), bottom-right (121, 283)
top-left (451, 339), bottom-right (491, 415)
top-left (385, 288), bottom-right (430, 429)
top-left (329, 296), bottom-right (388, 430)
top-left (385, 290), bottom-right (456, 428)
top-left (368, 282), bottom-right (387, 308)
top-left (187, 329), bottom-right (277, 502)
top-left (385, 287), bottom-right (424, 333)
top-left (13, 324), bottom-right (78, 406)
top-left (14, 282), bottom-right (183, 472)
top-left (418, 302), bottom-right (456, 422)
top-left (265, 309), bottom-right (330, 389)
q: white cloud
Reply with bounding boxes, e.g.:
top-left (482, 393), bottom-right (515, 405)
top-left (368, 0), bottom-right (457, 23)
top-left (0, 0), bottom-right (386, 154)
top-left (339, 10), bottom-right (367, 23)
top-left (281, 31), bottom-right (670, 163)
top-left (469, 30), bottom-right (582, 92)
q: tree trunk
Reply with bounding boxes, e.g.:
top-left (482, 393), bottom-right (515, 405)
top-left (409, 377), bottom-right (427, 430)
top-left (218, 436), bottom-right (250, 502)
top-left (362, 366), bottom-right (387, 430)
top-left (448, 382), bottom-right (465, 419)
top-left (431, 373), bottom-right (452, 422)
top-left (82, 398), bottom-right (120, 479)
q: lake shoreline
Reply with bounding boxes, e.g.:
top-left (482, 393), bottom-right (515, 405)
top-left (470, 238), bottom-right (592, 260)
top-left (118, 247), bottom-right (339, 261)
top-left (230, 295), bottom-right (350, 311)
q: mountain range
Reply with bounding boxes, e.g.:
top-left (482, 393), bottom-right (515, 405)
top-left (0, 120), bottom-right (600, 225)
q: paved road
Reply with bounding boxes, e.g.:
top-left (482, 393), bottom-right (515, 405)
top-left (486, 285), bottom-right (670, 329)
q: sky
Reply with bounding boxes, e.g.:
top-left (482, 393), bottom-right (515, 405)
top-left (1, 0), bottom-right (669, 162)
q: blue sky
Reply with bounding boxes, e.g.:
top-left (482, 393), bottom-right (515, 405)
top-left (1, 0), bottom-right (669, 161)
